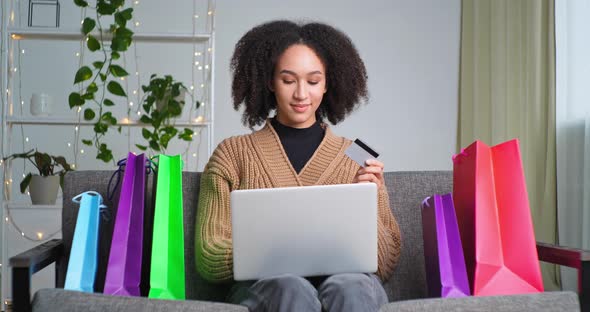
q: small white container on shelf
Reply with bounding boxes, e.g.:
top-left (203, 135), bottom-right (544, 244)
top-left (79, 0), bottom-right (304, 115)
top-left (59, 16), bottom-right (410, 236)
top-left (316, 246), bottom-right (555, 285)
top-left (30, 93), bottom-right (53, 116)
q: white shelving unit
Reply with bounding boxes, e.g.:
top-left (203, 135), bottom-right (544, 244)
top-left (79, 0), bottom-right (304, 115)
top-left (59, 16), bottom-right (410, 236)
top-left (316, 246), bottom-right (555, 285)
top-left (0, 0), bottom-right (216, 308)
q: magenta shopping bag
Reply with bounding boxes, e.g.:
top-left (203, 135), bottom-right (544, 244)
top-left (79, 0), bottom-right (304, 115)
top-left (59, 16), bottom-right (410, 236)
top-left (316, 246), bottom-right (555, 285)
top-left (103, 153), bottom-right (147, 296)
top-left (421, 194), bottom-right (470, 297)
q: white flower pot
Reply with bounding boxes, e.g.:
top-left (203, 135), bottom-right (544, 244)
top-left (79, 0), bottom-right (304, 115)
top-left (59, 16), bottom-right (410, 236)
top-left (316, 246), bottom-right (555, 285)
top-left (30, 93), bottom-right (53, 116)
top-left (29, 175), bottom-right (60, 205)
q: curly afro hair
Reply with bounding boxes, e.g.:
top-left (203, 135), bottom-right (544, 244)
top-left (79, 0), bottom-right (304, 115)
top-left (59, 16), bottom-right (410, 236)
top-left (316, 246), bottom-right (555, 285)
top-left (230, 20), bottom-right (369, 128)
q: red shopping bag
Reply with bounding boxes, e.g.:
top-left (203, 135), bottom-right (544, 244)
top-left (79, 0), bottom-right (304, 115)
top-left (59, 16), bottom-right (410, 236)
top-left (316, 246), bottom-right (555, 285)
top-left (452, 139), bottom-right (543, 296)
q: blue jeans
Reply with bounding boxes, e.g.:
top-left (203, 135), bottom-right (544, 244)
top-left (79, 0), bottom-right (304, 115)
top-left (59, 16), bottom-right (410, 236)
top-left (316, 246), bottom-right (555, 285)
top-left (227, 273), bottom-right (388, 312)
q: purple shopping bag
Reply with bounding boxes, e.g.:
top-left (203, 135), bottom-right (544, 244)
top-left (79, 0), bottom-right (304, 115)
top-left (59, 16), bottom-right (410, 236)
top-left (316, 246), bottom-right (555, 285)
top-left (103, 153), bottom-right (147, 296)
top-left (421, 194), bottom-right (470, 297)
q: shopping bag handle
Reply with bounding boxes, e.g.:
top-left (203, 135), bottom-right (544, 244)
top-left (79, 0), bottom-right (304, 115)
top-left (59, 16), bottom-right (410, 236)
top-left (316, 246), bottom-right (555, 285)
top-left (107, 158), bottom-right (127, 201)
top-left (146, 157), bottom-right (158, 174)
top-left (72, 191), bottom-right (110, 221)
top-left (421, 196), bottom-right (432, 208)
top-left (72, 191), bottom-right (104, 204)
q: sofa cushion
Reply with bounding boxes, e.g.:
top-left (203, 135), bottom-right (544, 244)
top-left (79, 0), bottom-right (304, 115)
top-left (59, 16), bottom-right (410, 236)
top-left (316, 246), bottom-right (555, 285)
top-left (32, 288), bottom-right (248, 312)
top-left (383, 171), bottom-right (452, 301)
top-left (379, 291), bottom-right (580, 312)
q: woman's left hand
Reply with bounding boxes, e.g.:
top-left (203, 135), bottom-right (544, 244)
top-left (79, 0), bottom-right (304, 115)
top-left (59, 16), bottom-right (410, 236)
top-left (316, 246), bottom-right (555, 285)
top-left (353, 159), bottom-right (385, 188)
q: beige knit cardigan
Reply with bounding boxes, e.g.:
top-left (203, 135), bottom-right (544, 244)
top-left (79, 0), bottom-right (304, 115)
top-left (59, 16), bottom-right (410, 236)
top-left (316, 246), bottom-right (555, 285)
top-left (195, 122), bottom-right (401, 283)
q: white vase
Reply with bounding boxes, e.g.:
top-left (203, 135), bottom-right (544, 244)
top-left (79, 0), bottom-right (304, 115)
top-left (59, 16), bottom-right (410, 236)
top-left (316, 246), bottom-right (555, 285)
top-left (29, 175), bottom-right (60, 205)
top-left (30, 93), bottom-right (53, 116)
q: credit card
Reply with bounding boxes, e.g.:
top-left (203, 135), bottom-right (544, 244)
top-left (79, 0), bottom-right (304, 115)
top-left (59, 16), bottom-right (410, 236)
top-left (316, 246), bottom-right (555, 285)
top-left (345, 139), bottom-right (379, 167)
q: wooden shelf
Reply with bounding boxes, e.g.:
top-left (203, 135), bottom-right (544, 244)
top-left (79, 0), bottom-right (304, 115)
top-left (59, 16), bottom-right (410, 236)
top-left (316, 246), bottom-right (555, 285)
top-left (8, 28), bottom-right (211, 43)
top-left (4, 202), bottom-right (62, 210)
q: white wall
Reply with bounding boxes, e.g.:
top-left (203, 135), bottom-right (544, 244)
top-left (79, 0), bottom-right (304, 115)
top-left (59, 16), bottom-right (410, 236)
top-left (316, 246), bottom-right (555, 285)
top-left (214, 0), bottom-right (461, 171)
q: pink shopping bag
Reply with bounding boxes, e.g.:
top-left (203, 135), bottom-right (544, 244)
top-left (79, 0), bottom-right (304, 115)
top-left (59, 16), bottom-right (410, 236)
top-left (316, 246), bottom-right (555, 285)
top-left (452, 139), bottom-right (543, 296)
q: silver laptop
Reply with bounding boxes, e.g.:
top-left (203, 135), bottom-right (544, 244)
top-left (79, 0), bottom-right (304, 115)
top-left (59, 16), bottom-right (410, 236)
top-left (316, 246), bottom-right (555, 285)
top-left (231, 183), bottom-right (378, 281)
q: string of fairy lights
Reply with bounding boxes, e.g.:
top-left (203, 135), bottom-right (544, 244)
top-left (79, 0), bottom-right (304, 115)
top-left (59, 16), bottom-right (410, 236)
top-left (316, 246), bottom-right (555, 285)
top-left (0, 0), bottom-right (215, 243)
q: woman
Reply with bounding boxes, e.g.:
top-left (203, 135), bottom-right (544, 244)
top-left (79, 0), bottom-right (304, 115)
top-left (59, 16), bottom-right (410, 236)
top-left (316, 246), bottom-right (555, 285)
top-left (196, 20), bottom-right (401, 312)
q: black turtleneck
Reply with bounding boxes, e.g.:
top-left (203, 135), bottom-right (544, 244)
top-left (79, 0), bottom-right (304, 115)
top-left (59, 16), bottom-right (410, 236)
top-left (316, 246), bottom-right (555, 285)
top-left (271, 118), bottom-right (325, 173)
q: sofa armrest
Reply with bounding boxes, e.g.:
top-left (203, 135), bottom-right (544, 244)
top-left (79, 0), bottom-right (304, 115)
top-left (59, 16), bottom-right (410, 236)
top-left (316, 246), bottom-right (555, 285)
top-left (537, 241), bottom-right (590, 312)
top-left (9, 239), bottom-right (64, 312)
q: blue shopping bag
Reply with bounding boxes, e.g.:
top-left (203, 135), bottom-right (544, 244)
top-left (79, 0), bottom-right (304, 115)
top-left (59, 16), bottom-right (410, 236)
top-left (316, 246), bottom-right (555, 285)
top-left (64, 191), bottom-right (107, 292)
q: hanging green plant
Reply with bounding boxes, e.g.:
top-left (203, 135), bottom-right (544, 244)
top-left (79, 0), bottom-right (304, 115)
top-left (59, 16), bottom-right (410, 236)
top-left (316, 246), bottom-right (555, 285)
top-left (68, 0), bottom-right (134, 163)
top-left (136, 74), bottom-right (201, 154)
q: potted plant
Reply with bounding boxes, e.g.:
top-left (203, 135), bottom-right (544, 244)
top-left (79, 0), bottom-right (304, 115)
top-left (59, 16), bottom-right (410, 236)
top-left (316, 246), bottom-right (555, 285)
top-left (2, 149), bottom-right (74, 205)
top-left (136, 74), bottom-right (200, 154)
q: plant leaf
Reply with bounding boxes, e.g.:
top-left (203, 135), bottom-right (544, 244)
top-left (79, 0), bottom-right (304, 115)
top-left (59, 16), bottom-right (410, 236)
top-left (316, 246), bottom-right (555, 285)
top-left (20, 173), bottom-right (32, 194)
top-left (74, 0), bottom-right (88, 7)
top-left (81, 92), bottom-right (94, 100)
top-left (149, 140), bottom-right (160, 151)
top-left (139, 115), bottom-right (152, 124)
top-left (160, 134), bottom-right (172, 148)
top-left (53, 156), bottom-right (71, 171)
top-left (111, 51), bottom-right (121, 60)
top-left (34, 152), bottom-right (52, 176)
top-left (96, 2), bottom-right (116, 15)
top-left (107, 81), bottom-right (127, 97)
top-left (109, 64), bottom-right (129, 77)
top-left (82, 139), bottom-right (93, 146)
top-left (120, 8), bottom-right (133, 20)
top-left (87, 35), bottom-right (100, 51)
top-left (103, 98), bottom-right (115, 106)
top-left (135, 144), bottom-right (147, 151)
top-left (116, 27), bottom-right (133, 39)
top-left (97, 144), bottom-right (114, 162)
top-left (94, 122), bottom-right (108, 134)
top-left (169, 100), bottom-right (182, 116)
top-left (100, 112), bottom-right (117, 126)
top-left (164, 127), bottom-right (178, 137)
top-left (92, 61), bottom-right (104, 69)
top-left (111, 0), bottom-right (125, 8)
top-left (142, 128), bottom-right (152, 139)
top-left (2, 149), bottom-right (34, 162)
top-left (111, 37), bottom-right (131, 52)
top-left (101, 111), bottom-right (112, 121)
top-left (114, 12), bottom-right (126, 27)
top-left (84, 108), bottom-right (95, 120)
top-left (82, 17), bottom-right (96, 35)
top-left (68, 92), bottom-right (84, 108)
top-left (87, 82), bottom-right (98, 93)
top-left (74, 66), bottom-right (92, 84)
top-left (100, 73), bottom-right (107, 81)
top-left (179, 128), bottom-right (194, 141)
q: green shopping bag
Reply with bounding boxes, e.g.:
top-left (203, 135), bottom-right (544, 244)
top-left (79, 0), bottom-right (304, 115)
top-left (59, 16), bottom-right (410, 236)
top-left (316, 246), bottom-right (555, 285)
top-left (148, 154), bottom-right (185, 300)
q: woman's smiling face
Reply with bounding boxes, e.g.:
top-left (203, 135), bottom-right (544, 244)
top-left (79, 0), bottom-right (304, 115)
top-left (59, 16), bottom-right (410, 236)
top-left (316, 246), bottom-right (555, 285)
top-left (271, 44), bottom-right (327, 128)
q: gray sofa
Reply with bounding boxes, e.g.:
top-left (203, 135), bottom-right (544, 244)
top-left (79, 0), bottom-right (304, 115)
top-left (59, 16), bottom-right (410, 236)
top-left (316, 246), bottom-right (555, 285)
top-left (11, 171), bottom-right (588, 311)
